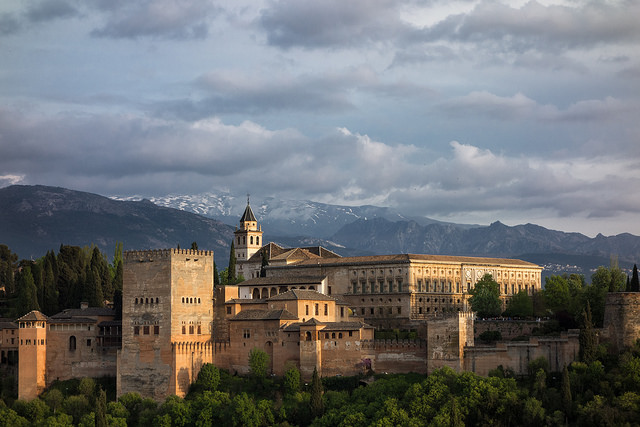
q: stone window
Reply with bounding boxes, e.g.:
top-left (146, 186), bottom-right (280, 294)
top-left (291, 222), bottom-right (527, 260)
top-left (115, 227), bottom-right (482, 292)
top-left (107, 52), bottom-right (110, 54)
top-left (156, 298), bottom-right (159, 303)
top-left (324, 304), bottom-right (328, 315)
top-left (397, 307), bottom-right (402, 314)
top-left (388, 280), bottom-right (393, 292)
top-left (69, 336), bottom-right (76, 350)
top-left (370, 307), bottom-right (374, 315)
top-left (419, 307), bottom-right (423, 314)
top-left (250, 236), bottom-right (253, 244)
top-left (397, 279), bottom-right (403, 292)
top-left (417, 279), bottom-right (422, 292)
top-left (315, 304), bottom-right (319, 315)
top-left (361, 308), bottom-right (365, 315)
top-left (305, 305), bottom-right (309, 316)
top-left (338, 333), bottom-right (343, 339)
top-left (87, 339), bottom-right (91, 347)
top-left (243, 329), bottom-right (251, 339)
top-left (332, 333), bottom-right (336, 339)
top-left (198, 298), bottom-right (201, 304)
top-left (256, 237), bottom-right (260, 245)
top-left (349, 331), bottom-right (353, 337)
top-left (143, 326), bottom-right (149, 335)
top-left (135, 298), bottom-right (138, 304)
top-left (154, 326), bottom-right (159, 335)
top-left (305, 332), bottom-right (312, 341)
top-left (325, 333), bottom-right (329, 339)
top-left (189, 325), bottom-right (194, 334)
top-left (352, 281), bottom-right (358, 293)
top-left (226, 307), bottom-right (232, 315)
top-left (340, 307), bottom-right (344, 317)
top-left (197, 325), bottom-right (202, 334)
top-left (182, 297), bottom-right (185, 303)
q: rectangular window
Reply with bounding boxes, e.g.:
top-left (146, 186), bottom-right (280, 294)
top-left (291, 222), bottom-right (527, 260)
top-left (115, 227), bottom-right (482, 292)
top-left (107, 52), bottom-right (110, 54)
top-left (370, 307), bottom-right (374, 315)
top-left (324, 304), bottom-right (328, 315)
top-left (360, 280), bottom-right (366, 293)
top-left (87, 339), bottom-right (91, 346)
top-left (189, 325), bottom-right (194, 334)
top-left (388, 280), bottom-right (393, 293)
top-left (397, 307), bottom-right (402, 314)
top-left (143, 326), bottom-right (149, 335)
top-left (226, 306), bottom-right (232, 314)
top-left (154, 325), bottom-right (159, 335)
top-left (361, 308), bottom-right (365, 315)
top-left (134, 326), bottom-right (140, 335)
top-left (182, 325), bottom-right (186, 334)
top-left (315, 304), bottom-right (319, 315)
top-left (340, 307), bottom-right (344, 317)
top-left (306, 305), bottom-right (309, 315)
top-left (197, 325), bottom-right (201, 334)
top-left (349, 331), bottom-right (353, 337)
top-left (328, 286), bottom-right (332, 295)
top-left (417, 279), bottom-right (422, 292)
top-left (352, 281), bottom-right (358, 293)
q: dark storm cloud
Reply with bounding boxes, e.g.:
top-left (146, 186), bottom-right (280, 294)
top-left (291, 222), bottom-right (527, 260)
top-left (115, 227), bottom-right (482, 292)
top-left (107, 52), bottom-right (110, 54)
top-left (259, 0), bottom-right (409, 49)
top-left (26, 0), bottom-right (79, 23)
top-left (422, 1), bottom-right (640, 53)
top-left (90, 0), bottom-right (216, 40)
top-left (0, 13), bottom-right (20, 35)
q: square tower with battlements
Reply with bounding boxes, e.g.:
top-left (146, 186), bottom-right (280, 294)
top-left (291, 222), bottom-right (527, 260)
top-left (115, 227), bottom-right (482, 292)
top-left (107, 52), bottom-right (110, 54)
top-left (118, 248), bottom-right (214, 400)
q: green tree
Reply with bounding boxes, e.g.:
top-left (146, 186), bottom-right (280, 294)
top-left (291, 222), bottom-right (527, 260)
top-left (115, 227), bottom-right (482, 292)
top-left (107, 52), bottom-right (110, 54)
top-left (504, 290), bottom-right (534, 317)
top-left (213, 262), bottom-right (219, 287)
top-left (579, 302), bottom-right (598, 363)
top-left (562, 365), bottom-right (573, 419)
top-left (15, 266), bottom-right (39, 315)
top-left (283, 365), bottom-right (301, 395)
top-left (248, 348), bottom-right (269, 379)
top-left (469, 274), bottom-right (502, 318)
top-left (84, 267), bottom-right (104, 308)
top-left (195, 364), bottom-right (220, 391)
top-left (42, 258), bottom-right (59, 315)
top-left (0, 244), bottom-right (18, 297)
top-left (227, 241), bottom-right (237, 285)
top-left (543, 275), bottom-right (570, 313)
top-left (95, 388), bottom-right (107, 427)
top-left (630, 264), bottom-right (639, 292)
top-left (190, 241), bottom-right (198, 250)
top-left (78, 377), bottom-right (96, 398)
top-left (310, 367), bottom-right (324, 418)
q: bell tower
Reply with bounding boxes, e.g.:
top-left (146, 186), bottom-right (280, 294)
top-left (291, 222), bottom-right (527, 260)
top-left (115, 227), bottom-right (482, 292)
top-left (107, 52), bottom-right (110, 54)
top-left (234, 195), bottom-right (263, 262)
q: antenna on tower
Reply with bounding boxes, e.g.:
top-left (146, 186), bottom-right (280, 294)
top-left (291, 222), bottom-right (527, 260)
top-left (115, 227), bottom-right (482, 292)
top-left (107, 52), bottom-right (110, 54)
top-left (247, 193), bottom-right (250, 205)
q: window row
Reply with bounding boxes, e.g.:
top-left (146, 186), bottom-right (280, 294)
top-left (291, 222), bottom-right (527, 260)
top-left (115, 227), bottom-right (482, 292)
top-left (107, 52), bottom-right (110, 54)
top-left (182, 297), bottom-right (202, 304)
top-left (323, 331), bottom-right (353, 339)
top-left (352, 279), bottom-right (403, 294)
top-left (359, 306), bottom-right (402, 316)
top-left (237, 236), bottom-right (260, 246)
top-left (135, 297), bottom-right (159, 305)
top-left (20, 339), bottom-right (46, 346)
top-left (134, 325), bottom-right (160, 335)
top-left (304, 303), bottom-right (329, 316)
top-left (181, 325), bottom-right (202, 335)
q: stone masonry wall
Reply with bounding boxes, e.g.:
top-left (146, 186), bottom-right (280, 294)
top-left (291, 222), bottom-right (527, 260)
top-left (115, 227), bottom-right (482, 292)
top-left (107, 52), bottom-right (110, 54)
top-left (603, 292), bottom-right (640, 352)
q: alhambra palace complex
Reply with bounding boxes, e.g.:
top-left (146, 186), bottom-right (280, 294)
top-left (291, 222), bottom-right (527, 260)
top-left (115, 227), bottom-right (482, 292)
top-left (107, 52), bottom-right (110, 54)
top-left (5, 201), bottom-right (640, 401)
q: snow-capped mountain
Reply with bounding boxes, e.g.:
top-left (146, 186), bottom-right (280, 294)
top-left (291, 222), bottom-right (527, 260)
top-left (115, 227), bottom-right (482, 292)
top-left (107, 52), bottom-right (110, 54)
top-left (111, 192), bottom-right (456, 238)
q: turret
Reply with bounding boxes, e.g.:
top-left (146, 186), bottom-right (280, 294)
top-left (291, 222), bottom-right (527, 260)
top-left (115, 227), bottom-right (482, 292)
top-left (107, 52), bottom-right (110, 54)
top-left (234, 196), bottom-right (263, 263)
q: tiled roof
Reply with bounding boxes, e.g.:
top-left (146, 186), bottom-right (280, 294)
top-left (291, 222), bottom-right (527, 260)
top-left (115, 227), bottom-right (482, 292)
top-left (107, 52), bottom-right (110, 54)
top-left (50, 307), bottom-right (115, 319)
top-left (269, 253), bottom-right (540, 268)
top-left (270, 248), bottom-right (322, 262)
top-left (322, 322), bottom-right (374, 331)
top-left (17, 311), bottom-right (48, 322)
top-left (244, 243), bottom-right (341, 264)
top-left (267, 289), bottom-right (335, 302)
top-left (302, 318), bottom-right (324, 326)
top-left (48, 317), bottom-right (97, 324)
top-left (98, 320), bottom-right (122, 327)
top-left (240, 203), bottom-right (257, 223)
top-left (227, 298), bottom-right (266, 304)
top-left (230, 309), bottom-right (298, 321)
top-left (238, 276), bottom-right (326, 286)
top-left (0, 319), bottom-right (18, 329)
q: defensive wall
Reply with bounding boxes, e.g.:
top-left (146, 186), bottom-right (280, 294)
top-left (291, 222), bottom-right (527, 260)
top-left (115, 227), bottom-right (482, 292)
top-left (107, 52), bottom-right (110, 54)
top-left (464, 331), bottom-right (579, 376)
top-left (475, 319), bottom-right (545, 340)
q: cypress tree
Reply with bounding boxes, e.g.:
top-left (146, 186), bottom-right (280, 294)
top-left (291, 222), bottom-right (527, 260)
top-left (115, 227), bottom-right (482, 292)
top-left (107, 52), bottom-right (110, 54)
top-left (16, 266), bottom-right (39, 315)
top-left (561, 365), bottom-right (572, 419)
top-left (213, 262), bottom-right (219, 287)
top-left (579, 302), bottom-right (598, 363)
top-left (631, 264), bottom-right (639, 292)
top-left (95, 388), bottom-right (107, 427)
top-left (310, 367), bottom-right (324, 418)
top-left (260, 249), bottom-right (268, 278)
top-left (228, 241), bottom-right (237, 284)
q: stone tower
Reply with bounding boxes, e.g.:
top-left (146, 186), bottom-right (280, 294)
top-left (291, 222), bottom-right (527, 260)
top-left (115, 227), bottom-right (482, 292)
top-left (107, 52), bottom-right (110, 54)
top-left (118, 248), bottom-right (215, 400)
top-left (17, 311), bottom-right (48, 400)
top-left (234, 197), bottom-right (263, 264)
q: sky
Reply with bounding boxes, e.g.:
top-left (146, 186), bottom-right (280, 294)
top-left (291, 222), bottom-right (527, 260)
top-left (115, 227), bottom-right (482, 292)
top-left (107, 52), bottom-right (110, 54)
top-left (1, 0), bottom-right (639, 237)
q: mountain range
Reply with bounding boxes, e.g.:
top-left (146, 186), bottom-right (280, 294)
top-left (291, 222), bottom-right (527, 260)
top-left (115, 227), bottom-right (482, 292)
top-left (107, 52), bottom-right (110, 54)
top-left (1, 185), bottom-right (639, 277)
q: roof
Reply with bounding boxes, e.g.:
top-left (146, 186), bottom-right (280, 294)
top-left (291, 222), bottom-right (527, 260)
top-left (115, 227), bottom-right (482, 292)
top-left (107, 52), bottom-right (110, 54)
top-left (282, 321), bottom-right (373, 332)
top-left (238, 275), bottom-right (326, 286)
top-left (240, 203), bottom-right (257, 223)
top-left (98, 320), bottom-right (122, 327)
top-left (267, 289), bottom-right (335, 302)
top-left (268, 253), bottom-right (540, 268)
top-left (227, 298), bottom-right (266, 304)
top-left (17, 311), bottom-right (48, 322)
top-left (50, 307), bottom-right (115, 319)
top-left (245, 242), bottom-right (341, 264)
top-left (48, 317), bottom-right (97, 324)
top-left (302, 318), bottom-right (324, 326)
top-left (230, 309), bottom-right (298, 321)
top-left (0, 319), bottom-right (18, 329)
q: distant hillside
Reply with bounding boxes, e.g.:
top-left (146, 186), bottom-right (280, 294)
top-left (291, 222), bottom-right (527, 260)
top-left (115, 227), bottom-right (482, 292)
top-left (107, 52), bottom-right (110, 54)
top-left (0, 185), bottom-right (235, 260)
top-left (328, 218), bottom-right (640, 274)
top-left (2, 185), bottom-right (639, 278)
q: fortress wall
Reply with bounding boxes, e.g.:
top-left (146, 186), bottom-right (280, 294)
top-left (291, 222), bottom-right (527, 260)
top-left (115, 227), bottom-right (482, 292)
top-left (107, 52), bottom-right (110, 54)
top-left (364, 339), bottom-right (428, 374)
top-left (464, 333), bottom-right (579, 376)
top-left (475, 320), bottom-right (544, 340)
top-left (172, 341), bottom-right (214, 397)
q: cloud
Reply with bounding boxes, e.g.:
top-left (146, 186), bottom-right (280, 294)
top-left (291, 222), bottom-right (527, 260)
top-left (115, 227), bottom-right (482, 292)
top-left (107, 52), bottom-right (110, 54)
top-left (26, 0), bottom-right (79, 23)
top-left (0, 13), bottom-right (21, 35)
top-left (152, 67), bottom-right (432, 119)
top-left (441, 91), bottom-right (640, 123)
top-left (259, 0), bottom-right (409, 49)
top-left (90, 0), bottom-right (216, 39)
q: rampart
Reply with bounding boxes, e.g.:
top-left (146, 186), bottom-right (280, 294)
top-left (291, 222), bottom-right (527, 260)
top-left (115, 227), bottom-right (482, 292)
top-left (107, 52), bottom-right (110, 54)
top-left (464, 331), bottom-right (579, 376)
top-left (475, 319), bottom-right (545, 340)
top-left (124, 248), bottom-right (213, 261)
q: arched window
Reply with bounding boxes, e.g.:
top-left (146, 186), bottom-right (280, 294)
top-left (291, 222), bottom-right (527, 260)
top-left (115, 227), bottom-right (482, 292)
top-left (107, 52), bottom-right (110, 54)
top-left (250, 236), bottom-right (253, 244)
top-left (256, 237), bottom-right (260, 245)
top-left (305, 332), bottom-right (312, 341)
top-left (135, 298), bottom-right (138, 304)
top-left (69, 336), bottom-right (76, 351)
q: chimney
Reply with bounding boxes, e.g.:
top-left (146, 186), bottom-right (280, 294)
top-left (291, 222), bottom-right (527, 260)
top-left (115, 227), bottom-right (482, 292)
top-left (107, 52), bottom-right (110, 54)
top-left (80, 302), bottom-right (89, 310)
